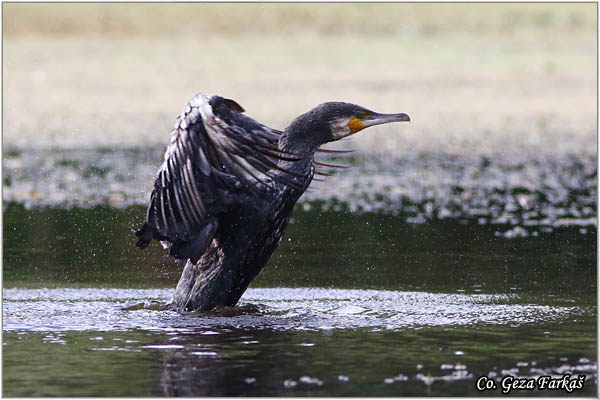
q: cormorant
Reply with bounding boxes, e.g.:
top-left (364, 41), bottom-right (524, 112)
top-left (136, 93), bottom-right (410, 311)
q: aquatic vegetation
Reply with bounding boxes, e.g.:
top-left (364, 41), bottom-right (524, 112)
top-left (3, 147), bottom-right (596, 235)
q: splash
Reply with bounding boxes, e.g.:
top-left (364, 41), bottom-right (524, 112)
top-left (3, 287), bottom-right (586, 333)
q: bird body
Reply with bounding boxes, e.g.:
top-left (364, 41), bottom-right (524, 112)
top-left (170, 180), bottom-right (304, 310)
top-left (136, 93), bottom-right (409, 311)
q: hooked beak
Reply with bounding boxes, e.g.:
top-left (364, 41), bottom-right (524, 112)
top-left (346, 111), bottom-right (411, 136)
top-left (362, 112), bottom-right (411, 128)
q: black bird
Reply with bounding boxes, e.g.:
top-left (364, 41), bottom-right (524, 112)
top-left (136, 93), bottom-right (410, 311)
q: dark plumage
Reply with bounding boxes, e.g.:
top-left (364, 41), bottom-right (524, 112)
top-left (136, 93), bottom-right (409, 311)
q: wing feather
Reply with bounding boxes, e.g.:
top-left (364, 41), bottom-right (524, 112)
top-left (135, 93), bottom-right (299, 261)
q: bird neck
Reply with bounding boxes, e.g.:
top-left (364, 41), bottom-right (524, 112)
top-left (276, 155), bottom-right (314, 189)
top-left (278, 132), bottom-right (319, 157)
top-left (277, 125), bottom-right (321, 188)
top-left (279, 109), bottom-right (331, 156)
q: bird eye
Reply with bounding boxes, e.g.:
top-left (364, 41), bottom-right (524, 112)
top-left (355, 111), bottom-right (363, 119)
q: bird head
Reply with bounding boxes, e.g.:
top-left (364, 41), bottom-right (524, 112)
top-left (322, 102), bottom-right (411, 141)
top-left (282, 102), bottom-right (410, 155)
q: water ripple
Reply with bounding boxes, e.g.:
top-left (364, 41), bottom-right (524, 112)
top-left (3, 287), bottom-right (585, 333)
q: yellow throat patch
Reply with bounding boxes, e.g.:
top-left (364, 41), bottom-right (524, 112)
top-left (348, 117), bottom-right (366, 134)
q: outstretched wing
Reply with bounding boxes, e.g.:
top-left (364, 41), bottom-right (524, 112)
top-left (135, 93), bottom-right (298, 262)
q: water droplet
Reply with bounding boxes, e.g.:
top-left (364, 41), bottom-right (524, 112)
top-left (283, 379), bottom-right (297, 388)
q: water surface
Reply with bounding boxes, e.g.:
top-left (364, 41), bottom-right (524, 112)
top-left (3, 287), bottom-right (597, 397)
top-left (3, 206), bottom-right (596, 396)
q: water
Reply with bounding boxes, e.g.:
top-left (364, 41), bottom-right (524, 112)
top-left (2, 288), bottom-right (585, 332)
top-left (2, 288), bottom-right (597, 396)
top-left (3, 205), bottom-right (597, 396)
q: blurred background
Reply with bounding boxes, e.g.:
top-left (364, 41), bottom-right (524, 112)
top-left (4, 3), bottom-right (596, 151)
top-left (3, 3), bottom-right (597, 214)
